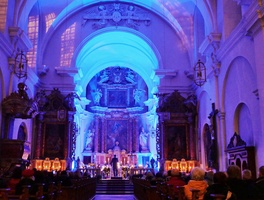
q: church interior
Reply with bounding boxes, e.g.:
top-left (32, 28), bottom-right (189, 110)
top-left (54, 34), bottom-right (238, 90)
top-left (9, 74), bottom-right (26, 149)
top-left (1, 0), bottom-right (264, 192)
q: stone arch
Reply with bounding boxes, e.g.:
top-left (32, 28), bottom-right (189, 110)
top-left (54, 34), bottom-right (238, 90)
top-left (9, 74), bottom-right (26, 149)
top-left (73, 29), bottom-right (160, 98)
top-left (17, 122), bottom-right (28, 141)
top-left (222, 56), bottom-right (258, 143)
top-left (197, 90), bottom-right (213, 169)
top-left (234, 103), bottom-right (254, 146)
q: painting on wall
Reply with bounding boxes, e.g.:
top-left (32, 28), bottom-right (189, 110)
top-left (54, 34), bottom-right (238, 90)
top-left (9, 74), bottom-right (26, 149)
top-left (43, 124), bottom-right (65, 159)
top-left (166, 125), bottom-right (187, 160)
top-left (106, 120), bottom-right (128, 151)
top-left (107, 90), bottom-right (127, 108)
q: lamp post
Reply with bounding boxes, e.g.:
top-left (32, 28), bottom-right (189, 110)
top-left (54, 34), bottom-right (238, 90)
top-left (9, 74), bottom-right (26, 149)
top-left (193, 59), bottom-right (206, 86)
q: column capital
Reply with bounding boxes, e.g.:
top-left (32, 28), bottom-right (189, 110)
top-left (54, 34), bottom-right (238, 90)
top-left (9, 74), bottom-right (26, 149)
top-left (212, 62), bottom-right (221, 77)
top-left (199, 32), bottom-right (222, 57)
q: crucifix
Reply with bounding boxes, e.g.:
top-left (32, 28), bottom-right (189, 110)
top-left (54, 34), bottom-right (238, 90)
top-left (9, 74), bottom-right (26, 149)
top-left (208, 103), bottom-right (219, 170)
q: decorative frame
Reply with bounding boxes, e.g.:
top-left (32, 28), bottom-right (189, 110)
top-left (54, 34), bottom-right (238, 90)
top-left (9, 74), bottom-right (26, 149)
top-left (107, 89), bottom-right (127, 107)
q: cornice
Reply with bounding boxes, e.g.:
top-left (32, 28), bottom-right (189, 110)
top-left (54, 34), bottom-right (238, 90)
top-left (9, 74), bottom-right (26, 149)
top-left (155, 69), bottom-right (178, 78)
top-left (55, 67), bottom-right (79, 77)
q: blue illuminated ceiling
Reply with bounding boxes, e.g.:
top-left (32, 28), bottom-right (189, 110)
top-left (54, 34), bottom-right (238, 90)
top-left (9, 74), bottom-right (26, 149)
top-left (26, 0), bottom-right (212, 95)
top-left (75, 30), bottom-right (160, 97)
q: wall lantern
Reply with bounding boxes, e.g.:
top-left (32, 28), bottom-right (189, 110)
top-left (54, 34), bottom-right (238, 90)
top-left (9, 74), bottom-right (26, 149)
top-left (193, 59), bottom-right (206, 86)
top-left (14, 50), bottom-right (28, 79)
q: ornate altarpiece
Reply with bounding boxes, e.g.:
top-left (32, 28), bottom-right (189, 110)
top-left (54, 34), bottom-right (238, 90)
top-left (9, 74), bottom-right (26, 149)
top-left (156, 91), bottom-right (198, 170)
top-left (31, 89), bottom-right (79, 170)
top-left (83, 66), bottom-right (149, 166)
top-left (11, 88), bottom-right (79, 171)
top-left (1, 84), bottom-right (77, 171)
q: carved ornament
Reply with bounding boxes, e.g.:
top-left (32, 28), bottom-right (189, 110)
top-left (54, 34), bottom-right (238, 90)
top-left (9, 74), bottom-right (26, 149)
top-left (82, 3), bottom-right (151, 30)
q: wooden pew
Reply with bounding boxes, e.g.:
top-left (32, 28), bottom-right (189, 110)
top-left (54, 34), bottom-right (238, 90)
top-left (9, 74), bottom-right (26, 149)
top-left (156, 182), bottom-right (168, 200)
top-left (177, 186), bottom-right (185, 200)
top-left (210, 194), bottom-right (226, 200)
top-left (0, 188), bottom-right (10, 200)
top-left (54, 181), bottom-right (62, 200)
top-left (132, 178), bottom-right (160, 200)
top-left (132, 178), bottom-right (148, 200)
top-left (190, 189), bottom-right (200, 200)
top-left (60, 177), bottom-right (96, 200)
top-left (8, 185), bottom-right (31, 200)
top-left (176, 186), bottom-right (200, 200)
top-left (7, 184), bottom-right (45, 200)
top-left (44, 181), bottom-right (56, 200)
top-left (167, 184), bottom-right (181, 200)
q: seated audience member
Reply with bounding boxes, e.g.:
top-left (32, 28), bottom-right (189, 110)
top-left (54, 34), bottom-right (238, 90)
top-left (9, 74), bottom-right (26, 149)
top-left (167, 169), bottom-right (186, 193)
top-left (242, 169), bottom-right (257, 199)
top-left (15, 169), bottom-right (38, 195)
top-left (166, 170), bottom-right (172, 181)
top-left (203, 171), bottom-right (237, 200)
top-left (8, 167), bottom-right (23, 194)
top-left (205, 171), bottom-right (214, 186)
top-left (184, 167), bottom-right (208, 200)
top-left (145, 171), bottom-right (154, 182)
top-left (255, 166), bottom-right (264, 200)
top-left (226, 165), bottom-right (247, 200)
top-left (150, 171), bottom-right (165, 185)
top-left (0, 177), bottom-right (7, 188)
top-left (56, 170), bottom-right (72, 186)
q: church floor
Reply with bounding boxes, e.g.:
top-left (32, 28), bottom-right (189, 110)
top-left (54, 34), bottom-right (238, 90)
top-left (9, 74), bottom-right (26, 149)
top-left (91, 194), bottom-right (136, 200)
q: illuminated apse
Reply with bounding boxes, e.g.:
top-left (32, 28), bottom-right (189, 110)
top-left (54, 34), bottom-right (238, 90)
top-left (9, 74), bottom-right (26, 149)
top-left (73, 30), bottom-right (161, 167)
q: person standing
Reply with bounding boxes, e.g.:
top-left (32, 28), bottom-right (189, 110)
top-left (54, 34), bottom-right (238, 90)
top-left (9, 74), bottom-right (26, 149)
top-left (150, 157), bottom-right (155, 169)
top-left (110, 155), bottom-right (118, 177)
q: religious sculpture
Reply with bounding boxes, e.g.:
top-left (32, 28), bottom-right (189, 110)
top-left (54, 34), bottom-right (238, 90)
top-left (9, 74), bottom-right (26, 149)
top-left (93, 89), bottom-right (102, 105)
top-left (85, 129), bottom-right (94, 151)
top-left (99, 70), bottom-right (109, 83)
top-left (139, 127), bottom-right (149, 152)
top-left (125, 69), bottom-right (136, 83)
top-left (133, 89), bottom-right (145, 106)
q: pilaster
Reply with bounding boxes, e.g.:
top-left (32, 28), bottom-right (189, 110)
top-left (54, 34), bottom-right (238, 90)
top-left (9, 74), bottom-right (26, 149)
top-left (217, 112), bottom-right (227, 171)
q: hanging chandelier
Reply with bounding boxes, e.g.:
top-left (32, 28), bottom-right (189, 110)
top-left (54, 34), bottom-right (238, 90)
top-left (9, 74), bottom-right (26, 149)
top-left (13, 50), bottom-right (28, 79)
top-left (193, 59), bottom-right (206, 86)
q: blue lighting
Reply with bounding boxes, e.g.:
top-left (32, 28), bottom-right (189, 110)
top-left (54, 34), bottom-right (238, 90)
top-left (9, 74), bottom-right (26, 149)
top-left (75, 30), bottom-right (160, 98)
